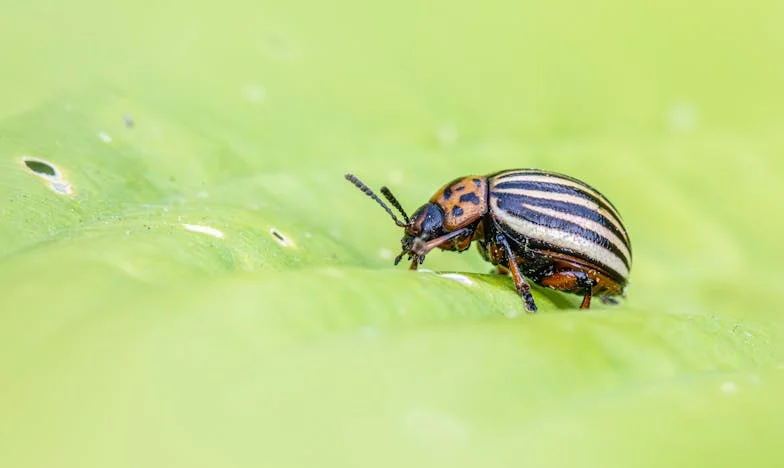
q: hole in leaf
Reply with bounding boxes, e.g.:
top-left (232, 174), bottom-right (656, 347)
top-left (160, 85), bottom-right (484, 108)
top-left (20, 157), bottom-right (74, 196)
top-left (22, 157), bottom-right (59, 178)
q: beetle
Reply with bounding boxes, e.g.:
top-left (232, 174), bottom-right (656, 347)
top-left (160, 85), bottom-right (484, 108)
top-left (345, 169), bottom-right (632, 312)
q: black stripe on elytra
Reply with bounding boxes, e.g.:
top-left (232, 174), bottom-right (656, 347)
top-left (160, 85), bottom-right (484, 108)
top-left (494, 196), bottom-right (630, 269)
top-left (492, 169), bottom-right (626, 219)
top-left (459, 192), bottom-right (481, 205)
top-left (490, 190), bottom-right (629, 254)
top-left (493, 179), bottom-right (626, 239)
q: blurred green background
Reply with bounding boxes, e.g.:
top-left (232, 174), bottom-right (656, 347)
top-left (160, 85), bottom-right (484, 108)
top-left (1, 0), bottom-right (783, 467)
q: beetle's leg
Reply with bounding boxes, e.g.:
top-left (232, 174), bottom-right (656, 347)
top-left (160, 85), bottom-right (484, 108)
top-left (495, 233), bottom-right (537, 313)
top-left (600, 296), bottom-right (619, 305)
top-left (491, 264), bottom-right (510, 275)
top-left (579, 290), bottom-right (592, 309)
top-left (539, 269), bottom-right (596, 309)
top-left (407, 228), bottom-right (472, 270)
top-left (573, 271), bottom-right (596, 309)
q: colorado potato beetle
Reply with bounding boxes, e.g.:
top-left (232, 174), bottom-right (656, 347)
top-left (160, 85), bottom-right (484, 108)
top-left (345, 169), bottom-right (632, 312)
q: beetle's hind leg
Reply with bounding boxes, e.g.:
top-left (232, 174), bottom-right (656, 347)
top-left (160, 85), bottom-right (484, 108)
top-left (538, 269), bottom-right (596, 309)
top-left (579, 290), bottom-right (592, 309)
top-left (495, 234), bottom-right (537, 313)
top-left (574, 271), bottom-right (597, 309)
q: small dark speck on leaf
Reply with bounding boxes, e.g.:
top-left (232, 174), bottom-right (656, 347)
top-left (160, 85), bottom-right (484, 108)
top-left (270, 227), bottom-right (296, 247)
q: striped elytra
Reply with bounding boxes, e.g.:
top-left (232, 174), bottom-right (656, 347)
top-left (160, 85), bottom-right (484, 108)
top-left (344, 169), bottom-right (632, 313)
top-left (489, 169), bottom-right (632, 283)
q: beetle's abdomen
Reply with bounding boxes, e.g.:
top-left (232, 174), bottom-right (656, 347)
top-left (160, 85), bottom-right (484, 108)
top-left (430, 176), bottom-right (489, 231)
top-left (489, 169), bottom-right (632, 283)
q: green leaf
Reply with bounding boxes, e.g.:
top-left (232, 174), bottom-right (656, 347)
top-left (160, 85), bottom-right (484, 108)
top-left (1, 1), bottom-right (783, 467)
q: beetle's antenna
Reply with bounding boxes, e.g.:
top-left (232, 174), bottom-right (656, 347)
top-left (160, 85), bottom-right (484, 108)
top-left (345, 173), bottom-right (407, 227)
top-left (380, 186), bottom-right (410, 224)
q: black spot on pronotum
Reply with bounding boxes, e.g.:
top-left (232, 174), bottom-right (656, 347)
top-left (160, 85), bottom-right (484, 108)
top-left (23, 158), bottom-right (58, 177)
top-left (454, 185), bottom-right (465, 192)
top-left (452, 206), bottom-right (464, 217)
top-left (459, 192), bottom-right (480, 205)
top-left (442, 186), bottom-right (452, 200)
top-left (472, 178), bottom-right (481, 187)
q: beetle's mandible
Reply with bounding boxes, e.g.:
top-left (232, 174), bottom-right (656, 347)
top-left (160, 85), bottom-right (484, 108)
top-left (344, 169), bottom-right (632, 312)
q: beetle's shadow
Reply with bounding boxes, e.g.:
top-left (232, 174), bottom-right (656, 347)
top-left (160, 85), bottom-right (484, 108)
top-left (472, 272), bottom-right (576, 312)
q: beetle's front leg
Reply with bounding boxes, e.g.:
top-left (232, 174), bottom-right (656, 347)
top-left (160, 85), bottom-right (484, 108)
top-left (405, 227), bottom-right (473, 271)
top-left (495, 233), bottom-right (537, 313)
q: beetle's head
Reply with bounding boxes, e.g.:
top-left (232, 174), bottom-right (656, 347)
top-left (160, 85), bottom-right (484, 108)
top-left (400, 202), bottom-right (446, 260)
top-left (345, 174), bottom-right (446, 268)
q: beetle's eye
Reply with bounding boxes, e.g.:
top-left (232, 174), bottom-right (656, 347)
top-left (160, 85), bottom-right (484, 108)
top-left (416, 203), bottom-right (445, 238)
